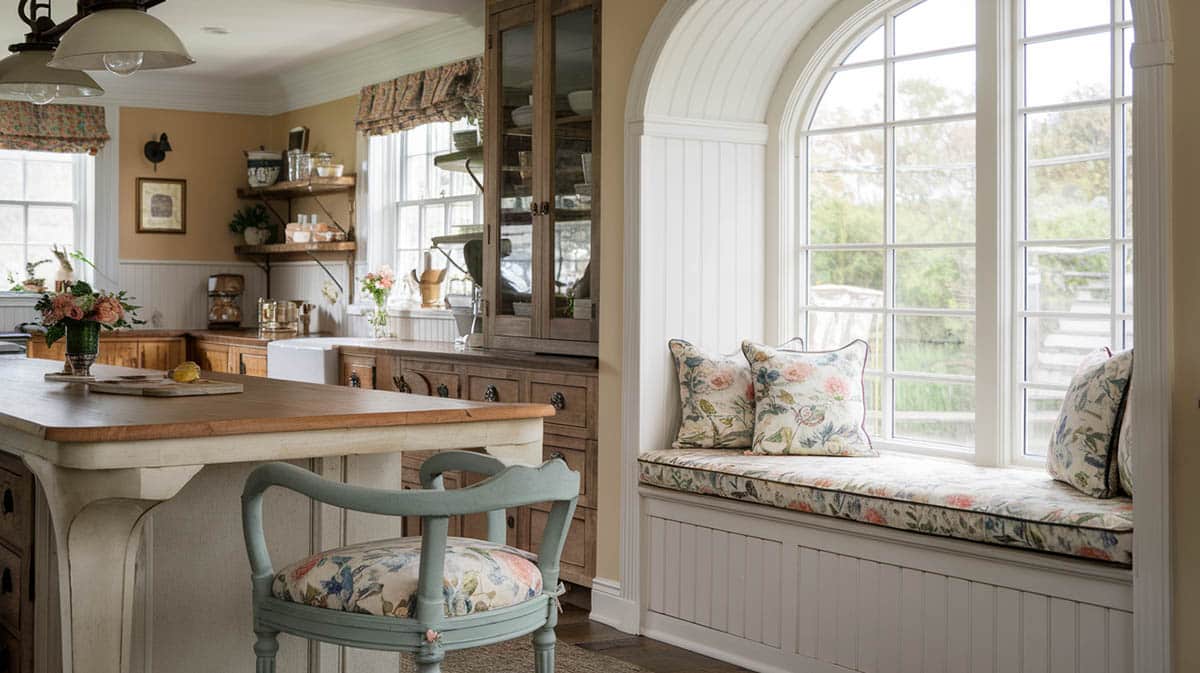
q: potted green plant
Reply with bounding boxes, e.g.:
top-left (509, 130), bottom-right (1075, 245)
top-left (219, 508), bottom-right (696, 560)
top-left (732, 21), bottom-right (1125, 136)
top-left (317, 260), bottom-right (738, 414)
top-left (9, 259), bottom-right (51, 293)
top-left (229, 205), bottom-right (273, 246)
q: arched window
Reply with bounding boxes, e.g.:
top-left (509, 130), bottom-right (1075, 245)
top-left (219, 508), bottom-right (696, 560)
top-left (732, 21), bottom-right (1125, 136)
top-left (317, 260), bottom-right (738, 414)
top-left (797, 0), bottom-right (1132, 464)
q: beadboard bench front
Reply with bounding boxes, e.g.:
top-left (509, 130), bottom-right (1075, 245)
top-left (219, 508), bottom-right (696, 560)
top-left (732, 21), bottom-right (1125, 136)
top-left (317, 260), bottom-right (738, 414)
top-left (639, 484), bottom-right (1133, 673)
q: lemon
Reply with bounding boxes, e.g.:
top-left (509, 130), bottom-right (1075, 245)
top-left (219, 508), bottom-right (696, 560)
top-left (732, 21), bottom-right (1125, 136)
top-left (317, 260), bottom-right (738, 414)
top-left (171, 361), bottom-right (201, 383)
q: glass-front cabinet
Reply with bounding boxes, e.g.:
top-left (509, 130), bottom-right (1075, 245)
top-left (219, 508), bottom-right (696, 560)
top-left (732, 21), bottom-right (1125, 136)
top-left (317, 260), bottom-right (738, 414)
top-left (485, 0), bottom-right (600, 356)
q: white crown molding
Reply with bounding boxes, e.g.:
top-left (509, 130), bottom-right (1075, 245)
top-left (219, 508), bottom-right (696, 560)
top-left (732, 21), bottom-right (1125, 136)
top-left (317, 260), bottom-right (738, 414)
top-left (90, 71), bottom-right (283, 116)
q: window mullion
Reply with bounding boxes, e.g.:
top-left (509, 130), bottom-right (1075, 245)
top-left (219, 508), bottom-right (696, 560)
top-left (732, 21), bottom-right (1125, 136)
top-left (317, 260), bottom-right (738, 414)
top-left (882, 12), bottom-right (897, 443)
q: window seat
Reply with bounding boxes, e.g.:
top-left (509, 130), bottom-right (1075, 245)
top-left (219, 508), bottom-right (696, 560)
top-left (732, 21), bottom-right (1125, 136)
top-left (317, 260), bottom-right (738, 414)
top-left (638, 449), bottom-right (1132, 564)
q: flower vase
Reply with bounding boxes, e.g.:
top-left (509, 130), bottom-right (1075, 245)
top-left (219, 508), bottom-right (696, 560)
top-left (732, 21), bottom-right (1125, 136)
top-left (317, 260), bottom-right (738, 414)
top-left (369, 302), bottom-right (390, 339)
top-left (65, 321), bottom-right (101, 377)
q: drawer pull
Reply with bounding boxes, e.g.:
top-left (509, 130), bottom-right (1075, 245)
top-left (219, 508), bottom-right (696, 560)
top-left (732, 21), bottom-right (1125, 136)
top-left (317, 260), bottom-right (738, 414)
top-left (1, 568), bottom-right (11, 594)
top-left (550, 451), bottom-right (566, 462)
top-left (484, 384), bottom-right (499, 402)
top-left (436, 384), bottom-right (450, 398)
top-left (1, 489), bottom-right (11, 515)
top-left (393, 375), bottom-right (412, 393)
top-left (549, 392), bottom-right (567, 410)
top-left (349, 372), bottom-right (361, 389)
top-left (506, 515), bottom-right (515, 529)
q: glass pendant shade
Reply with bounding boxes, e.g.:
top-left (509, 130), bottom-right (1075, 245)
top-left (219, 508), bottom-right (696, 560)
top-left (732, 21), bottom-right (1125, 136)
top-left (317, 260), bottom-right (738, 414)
top-left (47, 8), bottom-right (194, 74)
top-left (0, 49), bottom-right (104, 104)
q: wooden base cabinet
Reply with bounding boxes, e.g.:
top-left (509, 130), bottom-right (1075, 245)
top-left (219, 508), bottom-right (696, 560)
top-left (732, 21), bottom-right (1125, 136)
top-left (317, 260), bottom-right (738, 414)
top-left (341, 347), bottom-right (599, 587)
top-left (26, 334), bottom-right (186, 371)
top-left (0, 455), bottom-right (35, 673)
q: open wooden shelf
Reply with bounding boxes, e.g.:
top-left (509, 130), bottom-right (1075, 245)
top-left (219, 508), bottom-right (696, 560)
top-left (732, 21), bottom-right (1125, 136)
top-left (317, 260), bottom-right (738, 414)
top-left (237, 176), bottom-right (356, 200)
top-left (235, 241), bottom-right (356, 258)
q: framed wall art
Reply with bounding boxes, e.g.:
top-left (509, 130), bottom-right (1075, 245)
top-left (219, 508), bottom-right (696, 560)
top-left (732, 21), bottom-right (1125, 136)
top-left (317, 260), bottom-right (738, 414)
top-left (136, 177), bottom-right (187, 234)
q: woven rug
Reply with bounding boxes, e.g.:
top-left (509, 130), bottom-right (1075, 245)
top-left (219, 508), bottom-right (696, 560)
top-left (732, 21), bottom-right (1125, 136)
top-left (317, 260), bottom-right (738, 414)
top-left (396, 639), bottom-right (647, 672)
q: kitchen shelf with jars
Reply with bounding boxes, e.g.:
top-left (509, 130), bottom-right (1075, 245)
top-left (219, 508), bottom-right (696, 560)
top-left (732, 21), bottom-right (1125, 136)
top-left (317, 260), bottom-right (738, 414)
top-left (236, 150), bottom-right (358, 302)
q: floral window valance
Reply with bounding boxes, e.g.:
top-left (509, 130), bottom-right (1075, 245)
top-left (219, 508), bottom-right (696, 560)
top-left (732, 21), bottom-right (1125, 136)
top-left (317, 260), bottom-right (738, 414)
top-left (0, 101), bottom-right (110, 155)
top-left (355, 57), bottom-right (483, 137)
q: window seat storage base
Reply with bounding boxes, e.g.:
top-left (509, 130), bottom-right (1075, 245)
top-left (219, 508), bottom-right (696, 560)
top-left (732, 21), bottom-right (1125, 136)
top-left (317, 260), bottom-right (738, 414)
top-left (639, 449), bottom-right (1132, 564)
top-left (640, 486), bottom-right (1133, 673)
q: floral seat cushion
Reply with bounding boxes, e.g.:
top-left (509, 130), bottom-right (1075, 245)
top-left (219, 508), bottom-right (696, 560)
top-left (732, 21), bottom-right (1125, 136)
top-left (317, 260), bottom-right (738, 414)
top-left (639, 449), bottom-right (1133, 565)
top-left (272, 537), bottom-right (543, 618)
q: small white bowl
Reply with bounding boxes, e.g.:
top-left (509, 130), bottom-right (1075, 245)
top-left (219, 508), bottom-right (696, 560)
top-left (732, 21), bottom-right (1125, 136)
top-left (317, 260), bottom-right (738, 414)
top-left (568, 90), bottom-right (593, 115)
top-left (511, 105), bottom-right (534, 127)
top-left (316, 164), bottom-right (344, 178)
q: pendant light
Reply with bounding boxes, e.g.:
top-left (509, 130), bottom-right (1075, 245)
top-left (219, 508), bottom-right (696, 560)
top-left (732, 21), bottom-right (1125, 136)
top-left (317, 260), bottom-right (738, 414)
top-left (0, 1), bottom-right (104, 105)
top-left (48, 1), bottom-right (194, 77)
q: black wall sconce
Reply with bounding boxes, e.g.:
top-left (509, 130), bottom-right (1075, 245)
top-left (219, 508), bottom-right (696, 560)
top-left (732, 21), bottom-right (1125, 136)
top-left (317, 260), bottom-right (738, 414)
top-left (144, 133), bottom-right (172, 171)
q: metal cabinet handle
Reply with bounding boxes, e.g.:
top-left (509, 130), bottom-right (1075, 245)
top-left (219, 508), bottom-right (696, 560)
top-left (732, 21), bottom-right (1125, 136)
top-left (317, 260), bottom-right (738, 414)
top-left (2, 489), bottom-right (12, 515)
top-left (484, 384), bottom-right (499, 402)
top-left (436, 384), bottom-right (450, 398)
top-left (506, 515), bottom-right (515, 529)
top-left (550, 451), bottom-right (566, 462)
top-left (349, 372), bottom-right (361, 389)
top-left (549, 392), bottom-right (567, 410)
top-left (393, 375), bottom-right (411, 393)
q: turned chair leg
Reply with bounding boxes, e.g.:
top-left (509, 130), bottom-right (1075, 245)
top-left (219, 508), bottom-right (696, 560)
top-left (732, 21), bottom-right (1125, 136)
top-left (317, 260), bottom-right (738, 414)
top-left (533, 625), bottom-right (556, 673)
top-left (415, 643), bottom-right (445, 673)
top-left (254, 629), bottom-right (279, 673)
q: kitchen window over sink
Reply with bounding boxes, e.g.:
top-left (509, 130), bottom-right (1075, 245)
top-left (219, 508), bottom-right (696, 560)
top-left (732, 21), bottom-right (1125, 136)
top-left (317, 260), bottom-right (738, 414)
top-left (365, 119), bottom-right (482, 309)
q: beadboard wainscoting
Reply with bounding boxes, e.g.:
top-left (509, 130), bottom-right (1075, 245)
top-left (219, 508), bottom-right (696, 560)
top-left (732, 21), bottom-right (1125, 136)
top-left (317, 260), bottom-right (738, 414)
top-left (118, 260), bottom-right (270, 329)
top-left (0, 301), bottom-right (38, 332)
top-left (641, 488), bottom-right (1134, 673)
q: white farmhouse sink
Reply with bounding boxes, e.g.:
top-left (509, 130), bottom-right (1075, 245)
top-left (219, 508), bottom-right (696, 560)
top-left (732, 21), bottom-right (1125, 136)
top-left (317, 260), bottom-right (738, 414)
top-left (266, 337), bottom-right (378, 384)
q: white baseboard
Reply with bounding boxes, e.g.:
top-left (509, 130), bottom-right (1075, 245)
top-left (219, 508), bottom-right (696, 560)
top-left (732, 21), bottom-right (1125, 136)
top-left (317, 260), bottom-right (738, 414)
top-left (588, 578), bottom-right (640, 635)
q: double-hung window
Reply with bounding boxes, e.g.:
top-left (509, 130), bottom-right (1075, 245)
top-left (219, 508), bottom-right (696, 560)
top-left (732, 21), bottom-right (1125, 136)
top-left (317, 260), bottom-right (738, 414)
top-left (796, 0), bottom-right (1132, 465)
top-left (0, 150), bottom-right (91, 293)
top-left (366, 120), bottom-right (481, 305)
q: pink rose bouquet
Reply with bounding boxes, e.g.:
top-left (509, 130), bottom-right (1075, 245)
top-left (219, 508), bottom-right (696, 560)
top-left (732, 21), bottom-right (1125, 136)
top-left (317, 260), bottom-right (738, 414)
top-left (361, 266), bottom-right (396, 337)
top-left (35, 281), bottom-right (143, 347)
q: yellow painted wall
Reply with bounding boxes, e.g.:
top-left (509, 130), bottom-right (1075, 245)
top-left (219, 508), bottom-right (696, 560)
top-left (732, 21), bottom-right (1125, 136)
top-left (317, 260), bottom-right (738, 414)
top-left (271, 96), bottom-right (361, 236)
top-left (119, 107), bottom-right (274, 261)
top-left (1171, 2), bottom-right (1199, 670)
top-left (595, 0), bottom-right (667, 582)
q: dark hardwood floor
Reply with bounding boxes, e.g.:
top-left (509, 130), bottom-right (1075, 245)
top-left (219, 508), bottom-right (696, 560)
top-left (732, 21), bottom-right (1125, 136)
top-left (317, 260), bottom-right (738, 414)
top-left (556, 605), bottom-right (753, 673)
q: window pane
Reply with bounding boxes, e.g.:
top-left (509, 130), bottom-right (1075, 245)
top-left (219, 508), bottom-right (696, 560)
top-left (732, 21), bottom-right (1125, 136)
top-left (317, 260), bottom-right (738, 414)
top-left (1024, 245), bottom-right (1111, 313)
top-left (1124, 104), bottom-right (1133, 235)
top-left (810, 65), bottom-right (883, 129)
top-left (895, 121), bottom-right (975, 243)
top-left (1023, 388), bottom-right (1064, 457)
top-left (895, 50), bottom-right (976, 120)
top-left (407, 128), bottom-right (426, 157)
top-left (422, 204), bottom-right (446, 249)
top-left (397, 251), bottom-right (421, 279)
top-left (1025, 0), bottom-right (1110, 37)
top-left (1123, 28), bottom-right (1134, 97)
top-left (25, 160), bottom-right (73, 202)
top-left (1025, 33), bottom-right (1111, 106)
top-left (808, 131), bottom-right (884, 244)
top-left (1027, 159), bottom-right (1111, 240)
top-left (806, 310), bottom-right (884, 370)
top-left (0, 205), bottom-right (22, 243)
top-left (894, 379), bottom-right (975, 447)
top-left (894, 0), bottom-right (975, 56)
top-left (895, 248), bottom-right (975, 310)
top-left (0, 158), bottom-right (21, 200)
top-left (398, 205), bottom-right (420, 250)
top-left (448, 201), bottom-right (475, 230)
top-left (27, 206), bottom-right (73, 245)
top-left (895, 315), bottom-right (975, 376)
top-left (405, 156), bottom-right (427, 200)
top-left (863, 374), bottom-right (883, 438)
top-left (844, 26), bottom-right (883, 64)
top-left (0, 245), bottom-right (23, 285)
top-left (430, 123), bottom-right (451, 153)
top-left (1122, 244), bottom-right (1133, 312)
top-left (1024, 317), bottom-right (1113, 385)
top-left (810, 250), bottom-right (884, 307)
top-left (1027, 106), bottom-right (1109, 161)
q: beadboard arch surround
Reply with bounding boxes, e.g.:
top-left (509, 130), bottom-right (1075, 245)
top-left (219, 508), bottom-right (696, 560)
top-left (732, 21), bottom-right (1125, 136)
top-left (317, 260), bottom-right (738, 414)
top-left (617, 2), bottom-right (1175, 672)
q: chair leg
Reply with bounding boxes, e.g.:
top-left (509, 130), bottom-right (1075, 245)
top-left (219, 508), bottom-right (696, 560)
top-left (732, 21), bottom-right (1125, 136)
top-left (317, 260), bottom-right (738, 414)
top-left (253, 629), bottom-right (279, 673)
top-left (415, 644), bottom-right (445, 673)
top-left (533, 625), bottom-right (556, 673)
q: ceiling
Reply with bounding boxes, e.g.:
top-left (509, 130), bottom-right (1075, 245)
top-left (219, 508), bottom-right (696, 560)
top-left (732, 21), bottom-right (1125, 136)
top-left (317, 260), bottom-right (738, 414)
top-left (1, 0), bottom-right (482, 80)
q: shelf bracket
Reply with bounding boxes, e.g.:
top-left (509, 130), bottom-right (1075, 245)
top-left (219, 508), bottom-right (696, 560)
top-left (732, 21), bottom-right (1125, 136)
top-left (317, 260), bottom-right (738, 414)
top-left (248, 255), bottom-right (272, 298)
top-left (310, 195), bottom-right (350, 237)
top-left (464, 156), bottom-right (485, 193)
top-left (305, 250), bottom-right (344, 295)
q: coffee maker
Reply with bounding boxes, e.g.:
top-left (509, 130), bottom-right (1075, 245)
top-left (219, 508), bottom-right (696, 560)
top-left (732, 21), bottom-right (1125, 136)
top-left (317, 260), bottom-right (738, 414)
top-left (207, 274), bottom-right (244, 328)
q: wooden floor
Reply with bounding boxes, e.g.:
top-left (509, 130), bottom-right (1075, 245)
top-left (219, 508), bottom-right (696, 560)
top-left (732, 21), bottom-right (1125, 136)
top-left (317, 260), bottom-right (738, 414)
top-left (557, 605), bottom-right (752, 673)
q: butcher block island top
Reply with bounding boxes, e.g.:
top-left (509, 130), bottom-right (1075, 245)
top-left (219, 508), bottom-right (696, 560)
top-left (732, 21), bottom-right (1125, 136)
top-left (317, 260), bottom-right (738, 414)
top-left (0, 357), bottom-right (555, 464)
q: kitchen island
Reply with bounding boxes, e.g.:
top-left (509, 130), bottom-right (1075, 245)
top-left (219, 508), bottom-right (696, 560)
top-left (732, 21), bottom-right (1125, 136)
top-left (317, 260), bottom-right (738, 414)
top-left (0, 357), bottom-right (554, 673)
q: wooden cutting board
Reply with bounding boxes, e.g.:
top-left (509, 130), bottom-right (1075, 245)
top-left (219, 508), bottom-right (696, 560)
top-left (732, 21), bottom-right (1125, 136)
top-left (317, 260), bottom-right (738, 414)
top-left (88, 377), bottom-right (244, 397)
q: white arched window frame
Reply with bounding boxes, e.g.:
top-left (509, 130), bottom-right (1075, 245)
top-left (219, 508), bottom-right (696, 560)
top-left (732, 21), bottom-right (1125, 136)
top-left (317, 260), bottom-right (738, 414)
top-left (790, 0), bottom-right (1133, 467)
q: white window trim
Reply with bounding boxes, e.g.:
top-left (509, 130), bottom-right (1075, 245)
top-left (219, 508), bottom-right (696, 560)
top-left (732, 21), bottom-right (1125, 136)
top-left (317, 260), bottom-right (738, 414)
top-left (787, 0), bottom-right (1131, 468)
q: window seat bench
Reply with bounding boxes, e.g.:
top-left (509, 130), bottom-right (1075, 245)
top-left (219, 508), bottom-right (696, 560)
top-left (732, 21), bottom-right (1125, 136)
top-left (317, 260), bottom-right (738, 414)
top-left (638, 449), bottom-right (1132, 565)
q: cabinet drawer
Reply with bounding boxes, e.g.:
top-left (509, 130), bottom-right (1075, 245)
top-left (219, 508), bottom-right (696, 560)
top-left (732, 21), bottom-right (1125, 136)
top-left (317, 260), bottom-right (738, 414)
top-left (544, 437), bottom-right (590, 507)
top-left (0, 545), bottom-right (22, 634)
top-left (465, 373), bottom-right (522, 404)
top-left (341, 355), bottom-right (377, 389)
top-left (0, 468), bottom-right (31, 553)
top-left (393, 368), bottom-right (460, 398)
top-left (530, 375), bottom-right (593, 437)
top-left (194, 343), bottom-right (232, 374)
top-left (529, 506), bottom-right (593, 587)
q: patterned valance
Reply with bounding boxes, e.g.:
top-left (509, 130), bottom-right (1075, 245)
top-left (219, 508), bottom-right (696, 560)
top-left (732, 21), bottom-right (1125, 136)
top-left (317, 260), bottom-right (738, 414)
top-left (355, 58), bottom-right (483, 136)
top-left (0, 101), bottom-right (110, 155)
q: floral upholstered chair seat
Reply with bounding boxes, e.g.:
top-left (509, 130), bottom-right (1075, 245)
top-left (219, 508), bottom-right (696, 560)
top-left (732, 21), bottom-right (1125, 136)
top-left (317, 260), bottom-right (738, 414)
top-left (639, 449), bottom-right (1134, 564)
top-left (272, 537), bottom-right (543, 618)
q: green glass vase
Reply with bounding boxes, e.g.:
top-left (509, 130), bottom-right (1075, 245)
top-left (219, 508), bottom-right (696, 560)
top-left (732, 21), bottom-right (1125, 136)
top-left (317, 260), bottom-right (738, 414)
top-left (65, 321), bottom-right (101, 377)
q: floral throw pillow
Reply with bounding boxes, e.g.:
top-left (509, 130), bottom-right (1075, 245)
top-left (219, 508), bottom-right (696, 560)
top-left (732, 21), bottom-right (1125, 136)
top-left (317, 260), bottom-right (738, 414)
top-left (1047, 348), bottom-right (1133, 498)
top-left (742, 340), bottom-right (876, 457)
top-left (669, 338), bottom-right (802, 448)
top-left (1117, 385), bottom-right (1134, 496)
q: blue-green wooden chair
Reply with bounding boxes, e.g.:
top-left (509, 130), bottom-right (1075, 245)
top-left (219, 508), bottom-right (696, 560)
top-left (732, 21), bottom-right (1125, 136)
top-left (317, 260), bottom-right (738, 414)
top-left (241, 452), bottom-right (579, 673)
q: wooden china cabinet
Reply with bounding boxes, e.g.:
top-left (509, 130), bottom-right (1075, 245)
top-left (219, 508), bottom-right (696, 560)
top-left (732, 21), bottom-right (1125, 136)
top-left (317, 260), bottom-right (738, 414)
top-left (484, 0), bottom-right (601, 357)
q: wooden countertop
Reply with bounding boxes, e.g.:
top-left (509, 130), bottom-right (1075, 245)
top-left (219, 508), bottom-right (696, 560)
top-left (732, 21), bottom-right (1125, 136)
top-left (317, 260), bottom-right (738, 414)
top-left (339, 339), bottom-right (600, 372)
top-left (0, 358), bottom-right (555, 444)
top-left (20, 328), bottom-right (327, 347)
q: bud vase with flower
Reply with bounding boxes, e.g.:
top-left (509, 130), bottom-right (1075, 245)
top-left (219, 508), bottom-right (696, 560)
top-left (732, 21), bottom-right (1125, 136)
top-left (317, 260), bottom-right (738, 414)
top-left (361, 266), bottom-right (395, 339)
top-left (35, 282), bottom-right (143, 377)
